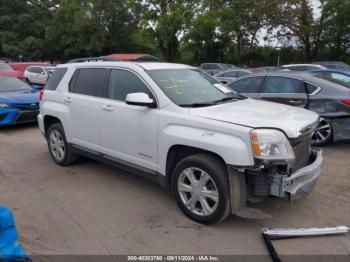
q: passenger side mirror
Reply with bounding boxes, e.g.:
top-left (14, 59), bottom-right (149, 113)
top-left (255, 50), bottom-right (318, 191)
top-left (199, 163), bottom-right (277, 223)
top-left (125, 93), bottom-right (157, 108)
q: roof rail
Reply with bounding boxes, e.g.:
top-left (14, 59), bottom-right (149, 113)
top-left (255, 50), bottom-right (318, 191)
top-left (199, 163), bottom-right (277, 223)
top-left (65, 56), bottom-right (117, 64)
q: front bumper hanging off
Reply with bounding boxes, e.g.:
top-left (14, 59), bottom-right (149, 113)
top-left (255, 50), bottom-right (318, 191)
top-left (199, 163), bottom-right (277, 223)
top-left (271, 149), bottom-right (323, 200)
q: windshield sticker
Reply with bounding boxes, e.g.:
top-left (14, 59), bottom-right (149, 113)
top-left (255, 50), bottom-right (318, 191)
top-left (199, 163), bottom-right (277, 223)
top-left (214, 83), bottom-right (232, 94)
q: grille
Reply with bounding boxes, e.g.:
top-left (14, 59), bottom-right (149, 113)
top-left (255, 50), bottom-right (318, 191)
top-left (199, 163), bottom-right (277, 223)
top-left (254, 174), bottom-right (271, 197)
top-left (15, 111), bottom-right (38, 123)
top-left (8, 103), bottom-right (39, 111)
top-left (290, 134), bottom-right (311, 172)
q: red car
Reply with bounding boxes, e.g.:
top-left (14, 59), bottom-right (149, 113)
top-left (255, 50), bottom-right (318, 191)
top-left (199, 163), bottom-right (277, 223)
top-left (0, 63), bottom-right (23, 79)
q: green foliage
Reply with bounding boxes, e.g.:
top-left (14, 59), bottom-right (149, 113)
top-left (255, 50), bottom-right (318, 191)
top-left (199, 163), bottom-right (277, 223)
top-left (0, 0), bottom-right (349, 65)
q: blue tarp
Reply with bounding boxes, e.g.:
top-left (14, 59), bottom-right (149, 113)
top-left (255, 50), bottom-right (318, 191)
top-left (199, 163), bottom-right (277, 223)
top-left (0, 206), bottom-right (29, 262)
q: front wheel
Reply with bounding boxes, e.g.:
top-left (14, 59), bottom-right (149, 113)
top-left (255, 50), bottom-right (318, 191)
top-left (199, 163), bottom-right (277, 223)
top-left (171, 154), bottom-right (231, 224)
top-left (311, 118), bottom-right (333, 146)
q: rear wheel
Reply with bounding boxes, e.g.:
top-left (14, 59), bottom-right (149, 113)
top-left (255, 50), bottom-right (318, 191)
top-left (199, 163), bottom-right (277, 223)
top-left (172, 154), bottom-right (231, 224)
top-left (311, 118), bottom-right (333, 146)
top-left (47, 123), bottom-right (78, 165)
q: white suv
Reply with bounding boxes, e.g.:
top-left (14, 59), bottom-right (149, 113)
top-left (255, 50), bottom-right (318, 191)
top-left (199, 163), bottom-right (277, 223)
top-left (38, 61), bottom-right (323, 224)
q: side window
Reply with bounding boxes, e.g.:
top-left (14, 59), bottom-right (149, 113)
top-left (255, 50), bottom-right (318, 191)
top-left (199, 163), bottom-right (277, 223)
top-left (228, 77), bottom-right (264, 93)
top-left (45, 68), bottom-right (68, 90)
top-left (107, 69), bottom-right (152, 101)
top-left (263, 77), bottom-right (304, 93)
top-left (305, 83), bottom-right (319, 94)
top-left (71, 68), bottom-right (105, 97)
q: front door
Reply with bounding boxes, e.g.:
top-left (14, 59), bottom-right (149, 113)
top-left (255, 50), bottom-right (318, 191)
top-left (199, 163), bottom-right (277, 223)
top-left (100, 69), bottom-right (158, 171)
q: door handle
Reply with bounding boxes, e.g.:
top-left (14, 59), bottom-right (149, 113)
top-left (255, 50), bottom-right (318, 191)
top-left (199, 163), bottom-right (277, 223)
top-left (288, 100), bottom-right (303, 105)
top-left (64, 96), bottom-right (72, 103)
top-left (102, 104), bottom-right (115, 111)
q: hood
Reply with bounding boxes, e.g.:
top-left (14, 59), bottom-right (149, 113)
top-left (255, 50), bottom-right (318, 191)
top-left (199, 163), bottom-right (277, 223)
top-left (0, 90), bottom-right (39, 104)
top-left (190, 98), bottom-right (319, 138)
top-left (0, 70), bottom-right (22, 78)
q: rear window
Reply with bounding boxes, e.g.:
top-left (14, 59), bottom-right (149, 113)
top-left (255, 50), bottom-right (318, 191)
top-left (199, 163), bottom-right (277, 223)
top-left (46, 68), bottom-right (67, 90)
top-left (71, 68), bottom-right (105, 97)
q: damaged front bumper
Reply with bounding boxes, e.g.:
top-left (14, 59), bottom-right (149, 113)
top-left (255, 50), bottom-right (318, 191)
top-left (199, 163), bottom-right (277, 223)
top-left (271, 149), bottom-right (322, 200)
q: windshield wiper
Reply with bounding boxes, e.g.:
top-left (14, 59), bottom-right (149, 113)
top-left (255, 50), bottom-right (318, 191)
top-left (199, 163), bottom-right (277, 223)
top-left (212, 95), bottom-right (245, 104)
top-left (178, 102), bottom-right (216, 107)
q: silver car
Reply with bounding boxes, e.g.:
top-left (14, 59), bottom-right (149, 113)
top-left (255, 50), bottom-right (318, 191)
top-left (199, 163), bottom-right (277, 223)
top-left (213, 69), bottom-right (253, 84)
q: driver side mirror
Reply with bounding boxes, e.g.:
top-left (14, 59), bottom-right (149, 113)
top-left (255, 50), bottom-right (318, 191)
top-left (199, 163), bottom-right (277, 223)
top-left (125, 93), bottom-right (157, 108)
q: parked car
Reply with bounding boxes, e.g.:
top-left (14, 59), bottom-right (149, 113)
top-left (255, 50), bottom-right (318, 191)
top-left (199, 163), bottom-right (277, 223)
top-left (24, 66), bottom-right (56, 85)
top-left (280, 64), bottom-right (326, 71)
top-left (227, 72), bottom-right (350, 146)
top-left (200, 63), bottom-right (237, 76)
top-left (38, 61), bottom-right (322, 224)
top-left (313, 61), bottom-right (350, 73)
top-left (9, 62), bottom-right (50, 79)
top-left (0, 77), bottom-right (40, 126)
top-left (260, 66), bottom-right (279, 71)
top-left (0, 63), bottom-right (23, 80)
top-left (213, 69), bottom-right (253, 84)
top-left (309, 69), bottom-right (350, 88)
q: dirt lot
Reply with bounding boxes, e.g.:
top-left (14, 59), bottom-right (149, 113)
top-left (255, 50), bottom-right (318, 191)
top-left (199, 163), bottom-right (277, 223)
top-left (0, 124), bottom-right (349, 257)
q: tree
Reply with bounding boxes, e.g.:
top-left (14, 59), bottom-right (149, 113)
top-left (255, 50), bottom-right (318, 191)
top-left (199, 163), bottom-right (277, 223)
top-left (0, 0), bottom-right (60, 60)
top-left (322, 0), bottom-right (350, 59)
top-left (271, 0), bottom-right (328, 61)
top-left (140, 0), bottom-right (195, 62)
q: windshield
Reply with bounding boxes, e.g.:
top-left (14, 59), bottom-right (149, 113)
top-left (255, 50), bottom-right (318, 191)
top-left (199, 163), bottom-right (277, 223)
top-left (0, 77), bottom-right (32, 92)
top-left (147, 69), bottom-right (242, 107)
top-left (0, 64), bottom-right (13, 71)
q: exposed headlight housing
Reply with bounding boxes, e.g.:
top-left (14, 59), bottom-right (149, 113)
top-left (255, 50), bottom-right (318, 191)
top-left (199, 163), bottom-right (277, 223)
top-left (250, 129), bottom-right (295, 161)
top-left (0, 103), bottom-right (10, 108)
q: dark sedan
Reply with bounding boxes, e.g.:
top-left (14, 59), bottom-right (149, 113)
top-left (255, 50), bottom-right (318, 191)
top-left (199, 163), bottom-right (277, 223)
top-left (227, 72), bottom-right (350, 146)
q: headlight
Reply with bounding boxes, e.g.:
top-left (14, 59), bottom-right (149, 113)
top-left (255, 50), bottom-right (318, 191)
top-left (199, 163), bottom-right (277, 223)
top-left (250, 129), bottom-right (295, 160)
top-left (0, 103), bottom-right (10, 108)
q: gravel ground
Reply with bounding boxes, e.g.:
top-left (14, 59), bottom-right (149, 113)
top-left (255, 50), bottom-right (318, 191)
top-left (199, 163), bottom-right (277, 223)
top-left (0, 123), bottom-right (349, 258)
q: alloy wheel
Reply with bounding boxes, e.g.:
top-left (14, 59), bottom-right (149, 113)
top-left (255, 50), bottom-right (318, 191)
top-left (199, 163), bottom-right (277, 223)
top-left (311, 118), bottom-right (332, 144)
top-left (49, 130), bottom-right (65, 161)
top-left (177, 167), bottom-right (219, 216)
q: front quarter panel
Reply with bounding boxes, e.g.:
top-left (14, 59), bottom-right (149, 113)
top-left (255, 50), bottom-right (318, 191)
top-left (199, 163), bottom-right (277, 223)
top-left (158, 109), bottom-right (254, 175)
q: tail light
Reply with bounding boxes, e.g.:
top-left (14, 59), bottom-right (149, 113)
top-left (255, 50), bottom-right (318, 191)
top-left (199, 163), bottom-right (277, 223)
top-left (341, 100), bottom-right (350, 106)
top-left (39, 89), bottom-right (45, 101)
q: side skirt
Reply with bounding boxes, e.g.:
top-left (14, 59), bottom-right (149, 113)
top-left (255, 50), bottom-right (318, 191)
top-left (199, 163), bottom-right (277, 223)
top-left (70, 144), bottom-right (169, 189)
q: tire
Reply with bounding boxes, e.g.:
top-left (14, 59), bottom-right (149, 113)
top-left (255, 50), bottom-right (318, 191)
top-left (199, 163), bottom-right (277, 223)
top-left (46, 123), bottom-right (78, 166)
top-left (25, 78), bottom-right (31, 85)
top-left (171, 154), bottom-right (231, 224)
top-left (311, 118), bottom-right (333, 146)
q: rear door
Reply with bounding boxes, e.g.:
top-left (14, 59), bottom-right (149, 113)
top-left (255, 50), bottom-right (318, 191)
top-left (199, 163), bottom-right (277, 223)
top-left (227, 76), bottom-right (265, 98)
top-left (66, 68), bottom-right (107, 151)
top-left (257, 76), bottom-right (308, 107)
